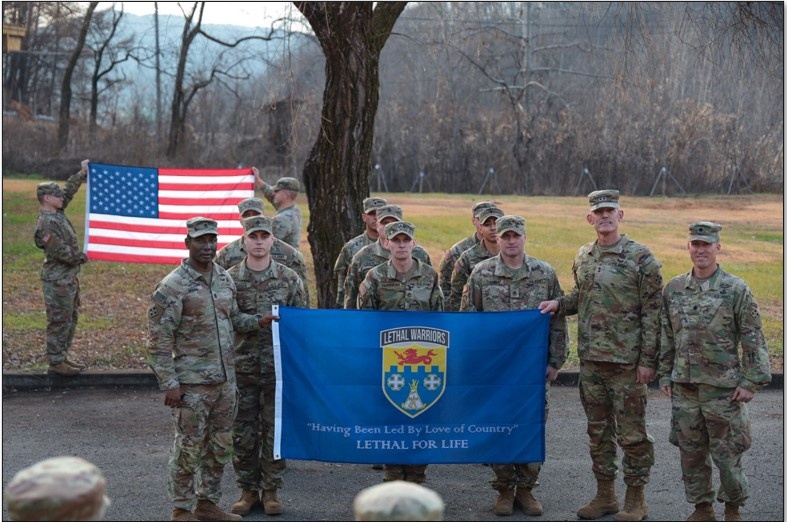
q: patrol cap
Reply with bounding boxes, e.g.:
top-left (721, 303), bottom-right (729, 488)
top-left (5, 456), bottom-right (110, 521)
top-left (353, 481), bottom-right (444, 521)
top-left (242, 215), bottom-right (273, 235)
top-left (37, 182), bottom-right (64, 198)
top-left (377, 204), bottom-right (403, 222)
top-left (496, 215), bottom-right (526, 236)
top-left (588, 189), bottom-right (620, 211)
top-left (273, 177), bottom-right (300, 192)
top-left (237, 198), bottom-right (264, 215)
top-left (477, 206), bottom-right (504, 225)
top-left (363, 197), bottom-right (388, 213)
top-left (186, 217), bottom-right (218, 238)
top-left (472, 201), bottom-right (497, 217)
top-left (385, 221), bottom-right (415, 240)
top-left (688, 221), bottom-right (722, 243)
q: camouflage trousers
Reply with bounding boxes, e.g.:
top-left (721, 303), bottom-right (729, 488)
top-left (232, 373), bottom-right (285, 491)
top-left (168, 381), bottom-right (237, 510)
top-left (492, 382), bottom-right (551, 491)
top-left (579, 361), bottom-right (654, 486)
top-left (383, 464), bottom-right (428, 483)
top-left (670, 382), bottom-right (752, 505)
top-left (42, 276), bottom-right (80, 364)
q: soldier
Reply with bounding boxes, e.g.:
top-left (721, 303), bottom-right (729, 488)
top-left (447, 206), bottom-right (504, 311)
top-left (214, 197), bottom-right (311, 306)
top-left (5, 456), bottom-right (110, 521)
top-left (358, 221), bottom-right (443, 483)
top-left (658, 222), bottom-right (771, 522)
top-left (227, 216), bottom-right (307, 517)
top-left (146, 216), bottom-right (276, 522)
top-left (539, 190), bottom-right (663, 522)
top-left (437, 200), bottom-right (498, 307)
top-left (34, 159), bottom-right (90, 376)
top-left (333, 196), bottom-right (388, 308)
top-left (460, 215), bottom-right (568, 517)
top-left (254, 167), bottom-right (302, 250)
top-left (344, 204), bottom-right (432, 309)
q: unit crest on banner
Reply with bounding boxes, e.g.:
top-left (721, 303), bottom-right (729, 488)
top-left (381, 327), bottom-right (449, 418)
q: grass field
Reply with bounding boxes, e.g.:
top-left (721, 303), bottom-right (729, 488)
top-left (2, 178), bottom-right (783, 373)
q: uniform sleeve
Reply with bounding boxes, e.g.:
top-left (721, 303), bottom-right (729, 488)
top-left (459, 272), bottom-right (480, 312)
top-left (39, 224), bottom-right (86, 266)
top-left (430, 273), bottom-right (444, 312)
top-left (289, 277), bottom-right (308, 309)
top-left (557, 257), bottom-right (580, 316)
top-left (291, 250), bottom-right (311, 307)
top-left (344, 260), bottom-right (360, 309)
top-left (547, 271), bottom-right (568, 370)
top-left (657, 288), bottom-right (676, 388)
top-left (357, 273), bottom-right (378, 310)
top-left (333, 247), bottom-right (348, 307)
top-left (60, 168), bottom-right (87, 210)
top-left (437, 250), bottom-right (455, 301)
top-left (636, 252), bottom-right (664, 369)
top-left (735, 285), bottom-right (772, 392)
top-left (261, 183), bottom-right (276, 206)
top-left (448, 257), bottom-right (470, 311)
top-left (213, 246), bottom-right (229, 269)
top-left (146, 286), bottom-right (182, 391)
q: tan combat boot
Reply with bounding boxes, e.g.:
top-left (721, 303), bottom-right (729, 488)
top-left (723, 502), bottom-right (741, 521)
top-left (262, 489), bottom-right (282, 516)
top-left (192, 499), bottom-right (242, 521)
top-left (172, 508), bottom-right (199, 521)
top-left (577, 479), bottom-right (619, 519)
top-left (515, 487), bottom-right (544, 516)
top-left (615, 485), bottom-right (648, 521)
top-left (494, 488), bottom-right (515, 516)
top-left (64, 358), bottom-right (87, 369)
top-left (686, 502), bottom-right (716, 521)
top-left (48, 361), bottom-right (80, 376)
top-left (230, 490), bottom-right (259, 515)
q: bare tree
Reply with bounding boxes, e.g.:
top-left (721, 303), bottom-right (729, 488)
top-left (293, 2), bottom-right (407, 308)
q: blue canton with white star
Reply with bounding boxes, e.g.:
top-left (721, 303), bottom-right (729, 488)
top-left (89, 164), bottom-right (159, 218)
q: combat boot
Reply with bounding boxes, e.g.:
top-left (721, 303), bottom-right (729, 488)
top-left (64, 358), bottom-right (87, 369)
top-left (577, 479), bottom-right (619, 519)
top-left (494, 488), bottom-right (515, 516)
top-left (723, 502), bottom-right (741, 521)
top-left (686, 502), bottom-right (716, 521)
top-left (193, 499), bottom-right (242, 521)
top-left (48, 361), bottom-right (80, 376)
top-left (230, 490), bottom-right (259, 515)
top-left (262, 489), bottom-right (282, 516)
top-left (615, 485), bottom-right (648, 521)
top-left (515, 487), bottom-right (544, 516)
top-left (172, 508), bottom-right (199, 521)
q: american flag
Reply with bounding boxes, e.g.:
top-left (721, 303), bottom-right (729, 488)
top-left (85, 162), bottom-right (254, 264)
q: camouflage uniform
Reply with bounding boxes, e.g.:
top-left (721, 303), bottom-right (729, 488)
top-left (228, 253), bottom-right (306, 494)
top-left (215, 235), bottom-right (311, 306)
top-left (358, 221), bottom-right (443, 483)
top-left (658, 223), bottom-right (770, 508)
top-left (34, 170), bottom-right (88, 366)
top-left (447, 240), bottom-right (497, 312)
top-left (557, 234), bottom-right (663, 487)
top-left (334, 231), bottom-right (377, 307)
top-left (262, 178), bottom-right (302, 249)
top-left (461, 217), bottom-right (568, 498)
top-left (147, 253), bottom-right (263, 511)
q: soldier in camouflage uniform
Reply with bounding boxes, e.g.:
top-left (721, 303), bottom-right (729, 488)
top-left (344, 204), bottom-right (432, 309)
top-left (461, 215), bottom-right (567, 517)
top-left (658, 222), bottom-right (771, 522)
top-left (146, 217), bottom-right (276, 522)
top-left (34, 159), bottom-right (90, 376)
top-left (437, 201), bottom-right (498, 308)
top-left (5, 456), bottom-right (110, 521)
top-left (539, 190), bottom-right (663, 522)
top-left (447, 206), bottom-right (504, 311)
top-left (214, 197), bottom-right (311, 306)
top-left (254, 167), bottom-right (302, 250)
top-left (358, 221), bottom-right (443, 483)
top-left (333, 196), bottom-right (387, 308)
top-left (227, 216), bottom-right (307, 517)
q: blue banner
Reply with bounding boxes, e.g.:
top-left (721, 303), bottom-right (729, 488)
top-left (272, 306), bottom-right (549, 464)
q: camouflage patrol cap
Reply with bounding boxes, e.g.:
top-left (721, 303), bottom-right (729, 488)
top-left (186, 217), bottom-right (218, 238)
top-left (5, 456), bottom-right (109, 521)
top-left (237, 198), bottom-right (264, 216)
top-left (273, 177), bottom-right (300, 192)
top-left (688, 221), bottom-right (722, 243)
top-left (363, 197), bottom-right (388, 213)
top-left (385, 221), bottom-right (415, 240)
top-left (477, 206), bottom-right (504, 225)
top-left (496, 215), bottom-right (526, 236)
top-left (471, 201), bottom-right (497, 217)
top-left (588, 189), bottom-right (620, 211)
top-left (243, 215), bottom-right (273, 235)
top-left (377, 204), bottom-right (403, 222)
top-left (37, 182), bottom-right (64, 198)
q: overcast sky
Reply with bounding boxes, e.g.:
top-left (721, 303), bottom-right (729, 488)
top-left (104, 1), bottom-right (291, 28)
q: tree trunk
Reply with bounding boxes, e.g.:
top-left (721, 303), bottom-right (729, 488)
top-left (295, 2), bottom-right (406, 308)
